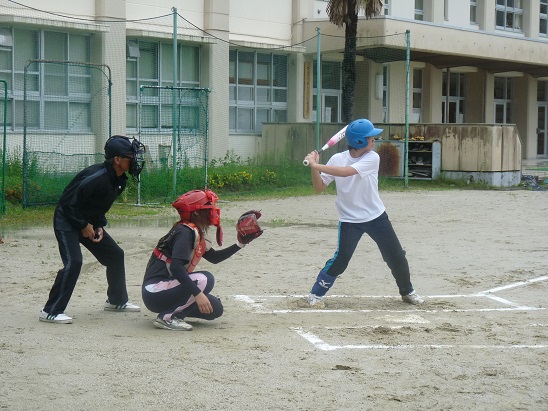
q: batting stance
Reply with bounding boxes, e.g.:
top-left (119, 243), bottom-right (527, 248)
top-left (142, 189), bottom-right (263, 331)
top-left (304, 119), bottom-right (424, 307)
top-left (40, 135), bottom-right (146, 324)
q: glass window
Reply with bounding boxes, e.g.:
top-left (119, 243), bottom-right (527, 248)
top-left (412, 68), bottom-right (423, 122)
top-left (540, 0), bottom-right (548, 36)
top-left (2, 28), bottom-right (93, 132)
top-left (494, 77), bottom-right (512, 123)
top-left (384, 0), bottom-right (390, 16)
top-left (312, 60), bottom-right (342, 123)
top-left (229, 50), bottom-right (288, 134)
top-left (496, 0), bottom-right (523, 32)
top-left (470, 0), bottom-right (478, 24)
top-left (415, 0), bottom-right (424, 21)
top-left (127, 40), bottom-right (201, 132)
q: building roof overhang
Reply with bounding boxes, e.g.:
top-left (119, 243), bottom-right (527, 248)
top-left (301, 16), bottom-right (548, 78)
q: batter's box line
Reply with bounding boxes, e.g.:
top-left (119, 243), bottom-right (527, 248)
top-left (233, 275), bottom-right (548, 314)
top-left (292, 327), bottom-right (548, 351)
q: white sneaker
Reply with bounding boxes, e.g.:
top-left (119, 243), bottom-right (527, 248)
top-left (39, 309), bottom-right (73, 324)
top-left (104, 300), bottom-right (141, 312)
top-left (402, 291), bottom-right (424, 305)
top-left (153, 317), bottom-right (193, 331)
top-left (308, 293), bottom-right (325, 308)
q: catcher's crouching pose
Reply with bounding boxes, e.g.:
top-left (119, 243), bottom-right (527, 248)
top-left (142, 189), bottom-right (263, 331)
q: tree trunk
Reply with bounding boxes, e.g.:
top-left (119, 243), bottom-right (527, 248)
top-left (341, 9), bottom-right (358, 123)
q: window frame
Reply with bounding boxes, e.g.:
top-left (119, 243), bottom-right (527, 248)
top-left (0, 27), bottom-right (93, 132)
top-left (125, 39), bottom-right (201, 133)
top-left (414, 0), bottom-right (424, 21)
top-left (495, 0), bottom-right (524, 32)
top-left (540, 0), bottom-right (548, 36)
top-left (229, 49), bottom-right (288, 134)
top-left (470, 0), bottom-right (478, 24)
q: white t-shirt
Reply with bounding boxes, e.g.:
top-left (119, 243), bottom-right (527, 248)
top-left (320, 150), bottom-right (385, 223)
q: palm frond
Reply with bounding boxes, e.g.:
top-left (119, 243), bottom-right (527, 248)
top-left (327, 0), bottom-right (383, 26)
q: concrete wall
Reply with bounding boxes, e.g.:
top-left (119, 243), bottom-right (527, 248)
top-left (262, 122), bottom-right (523, 186)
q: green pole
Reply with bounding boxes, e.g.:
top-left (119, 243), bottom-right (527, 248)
top-left (1, 80), bottom-right (7, 214)
top-left (404, 30), bottom-right (410, 189)
top-left (172, 7), bottom-right (178, 197)
top-left (315, 27), bottom-right (321, 151)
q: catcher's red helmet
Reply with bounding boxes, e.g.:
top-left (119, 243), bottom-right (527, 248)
top-left (172, 189), bottom-right (223, 245)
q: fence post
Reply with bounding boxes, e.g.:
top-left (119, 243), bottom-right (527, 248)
top-left (404, 30), bottom-right (411, 188)
top-left (172, 7), bottom-right (178, 197)
top-left (1, 80), bottom-right (7, 215)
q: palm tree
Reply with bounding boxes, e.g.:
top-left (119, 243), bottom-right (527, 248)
top-left (327, 0), bottom-right (383, 122)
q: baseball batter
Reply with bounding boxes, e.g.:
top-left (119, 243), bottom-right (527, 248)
top-left (304, 119), bottom-right (424, 307)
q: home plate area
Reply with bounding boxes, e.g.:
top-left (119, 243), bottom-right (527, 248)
top-left (233, 275), bottom-right (548, 351)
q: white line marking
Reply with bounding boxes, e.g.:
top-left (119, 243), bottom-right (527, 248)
top-left (292, 328), bottom-right (548, 351)
top-left (234, 275), bottom-right (548, 314)
top-left (479, 275), bottom-right (548, 294)
top-left (266, 307), bottom-right (543, 314)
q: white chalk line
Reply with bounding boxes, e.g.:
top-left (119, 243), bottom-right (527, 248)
top-left (233, 275), bottom-right (548, 314)
top-left (293, 327), bottom-right (548, 351)
top-left (235, 275), bottom-right (548, 351)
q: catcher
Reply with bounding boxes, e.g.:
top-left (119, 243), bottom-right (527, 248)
top-left (141, 189), bottom-right (263, 331)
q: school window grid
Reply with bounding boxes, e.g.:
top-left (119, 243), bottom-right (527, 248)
top-left (496, 0), bottom-right (523, 32)
top-left (312, 60), bottom-right (342, 123)
top-left (540, 0), bottom-right (548, 36)
top-left (470, 0), bottom-right (478, 24)
top-left (415, 0), bottom-right (424, 21)
top-left (494, 77), bottom-right (512, 124)
top-left (442, 72), bottom-right (465, 124)
top-left (229, 50), bottom-right (288, 134)
top-left (126, 40), bottom-right (201, 132)
top-left (0, 27), bottom-right (92, 132)
top-left (412, 68), bottom-right (423, 123)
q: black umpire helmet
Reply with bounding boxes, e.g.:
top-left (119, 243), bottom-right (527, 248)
top-left (104, 135), bottom-right (146, 180)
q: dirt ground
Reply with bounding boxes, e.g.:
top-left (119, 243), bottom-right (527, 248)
top-left (0, 189), bottom-right (547, 411)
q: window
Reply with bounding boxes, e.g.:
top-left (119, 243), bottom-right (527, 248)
top-left (496, 0), bottom-right (523, 32)
top-left (229, 50), bottom-right (288, 134)
top-left (412, 68), bottom-right (423, 122)
top-left (313, 60), bottom-right (342, 123)
top-left (442, 72), bottom-right (465, 123)
top-left (125, 40), bottom-right (201, 131)
top-left (494, 77), bottom-right (512, 124)
top-left (470, 0), bottom-right (478, 24)
top-left (384, 0), bottom-right (390, 16)
top-left (415, 0), bottom-right (424, 21)
top-left (0, 28), bottom-right (92, 132)
top-left (540, 0), bottom-right (548, 36)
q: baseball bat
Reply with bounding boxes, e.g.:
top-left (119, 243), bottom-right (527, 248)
top-left (303, 125), bottom-right (348, 166)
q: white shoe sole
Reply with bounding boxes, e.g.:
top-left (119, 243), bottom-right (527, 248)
top-left (104, 305), bottom-right (141, 312)
top-left (153, 319), bottom-right (193, 331)
top-left (39, 316), bottom-right (73, 324)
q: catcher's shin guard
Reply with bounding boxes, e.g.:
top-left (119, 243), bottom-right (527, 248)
top-left (310, 270), bottom-right (336, 297)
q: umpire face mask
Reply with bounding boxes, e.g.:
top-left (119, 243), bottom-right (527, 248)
top-left (125, 139), bottom-right (146, 182)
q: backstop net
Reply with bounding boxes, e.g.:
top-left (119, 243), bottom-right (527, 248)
top-left (22, 60), bottom-right (111, 207)
top-left (137, 85), bottom-right (209, 204)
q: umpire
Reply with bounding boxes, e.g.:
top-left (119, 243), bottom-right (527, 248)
top-left (39, 136), bottom-right (146, 324)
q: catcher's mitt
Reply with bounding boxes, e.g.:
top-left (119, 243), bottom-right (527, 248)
top-left (236, 210), bottom-right (263, 244)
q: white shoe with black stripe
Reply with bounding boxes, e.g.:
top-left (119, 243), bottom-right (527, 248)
top-left (39, 309), bottom-right (73, 324)
top-left (104, 300), bottom-right (141, 312)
